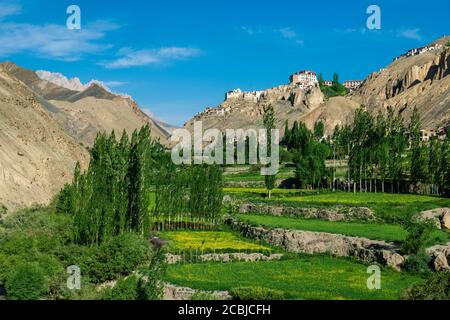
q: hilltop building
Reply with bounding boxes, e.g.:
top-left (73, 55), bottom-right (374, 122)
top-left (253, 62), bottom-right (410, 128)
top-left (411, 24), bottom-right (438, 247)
top-left (289, 70), bottom-right (318, 88)
top-left (393, 43), bottom-right (444, 61)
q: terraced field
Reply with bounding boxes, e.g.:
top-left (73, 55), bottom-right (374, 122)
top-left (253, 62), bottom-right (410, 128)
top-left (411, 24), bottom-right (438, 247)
top-left (233, 189), bottom-right (450, 222)
top-left (164, 255), bottom-right (423, 300)
top-left (235, 214), bottom-right (450, 244)
top-left (159, 230), bottom-right (272, 253)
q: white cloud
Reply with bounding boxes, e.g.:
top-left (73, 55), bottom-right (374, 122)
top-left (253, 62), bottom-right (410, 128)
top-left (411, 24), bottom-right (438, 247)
top-left (397, 28), bottom-right (422, 40)
top-left (0, 21), bottom-right (119, 61)
top-left (241, 26), bottom-right (254, 35)
top-left (278, 27), bottom-right (304, 46)
top-left (279, 27), bottom-right (297, 39)
top-left (101, 47), bottom-right (202, 69)
top-left (0, 3), bottom-right (21, 19)
top-left (240, 26), bottom-right (263, 36)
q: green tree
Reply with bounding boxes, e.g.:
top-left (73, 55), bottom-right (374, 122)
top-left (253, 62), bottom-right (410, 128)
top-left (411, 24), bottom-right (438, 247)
top-left (263, 104), bottom-right (277, 198)
top-left (5, 263), bottom-right (48, 300)
top-left (409, 107), bottom-right (427, 187)
top-left (313, 121), bottom-right (325, 141)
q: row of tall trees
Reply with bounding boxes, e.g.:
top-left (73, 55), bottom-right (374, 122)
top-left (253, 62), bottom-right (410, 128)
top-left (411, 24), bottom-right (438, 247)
top-left (332, 106), bottom-right (450, 195)
top-left (58, 125), bottom-right (166, 245)
top-left (154, 164), bottom-right (223, 219)
top-left (282, 120), bottom-right (330, 189)
top-left (58, 125), bottom-right (224, 245)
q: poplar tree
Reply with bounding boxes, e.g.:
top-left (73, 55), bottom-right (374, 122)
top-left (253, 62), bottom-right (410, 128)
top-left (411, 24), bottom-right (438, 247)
top-left (263, 104), bottom-right (276, 198)
top-left (409, 107), bottom-right (427, 187)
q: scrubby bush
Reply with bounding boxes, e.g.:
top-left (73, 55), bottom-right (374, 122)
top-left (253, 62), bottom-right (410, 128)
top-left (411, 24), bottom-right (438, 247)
top-left (402, 272), bottom-right (450, 300)
top-left (102, 276), bottom-right (139, 300)
top-left (402, 216), bottom-right (435, 254)
top-left (5, 263), bottom-right (48, 300)
top-left (401, 252), bottom-right (432, 274)
top-left (137, 249), bottom-right (166, 300)
top-left (229, 286), bottom-right (284, 300)
top-left (81, 233), bottom-right (150, 284)
top-left (280, 149), bottom-right (293, 164)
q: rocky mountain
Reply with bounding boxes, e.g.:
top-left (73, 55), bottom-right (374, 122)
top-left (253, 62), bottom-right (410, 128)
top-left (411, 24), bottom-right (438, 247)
top-left (0, 62), bottom-right (172, 212)
top-left (1, 62), bottom-right (170, 147)
top-left (0, 64), bottom-right (89, 211)
top-left (185, 80), bottom-right (359, 136)
top-left (36, 70), bottom-right (133, 99)
top-left (185, 37), bottom-right (450, 136)
top-left (349, 36), bottom-right (450, 129)
top-left (35, 70), bottom-right (86, 92)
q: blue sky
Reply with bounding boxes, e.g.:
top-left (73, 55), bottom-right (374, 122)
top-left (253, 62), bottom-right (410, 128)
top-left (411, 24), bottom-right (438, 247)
top-left (0, 0), bottom-right (448, 125)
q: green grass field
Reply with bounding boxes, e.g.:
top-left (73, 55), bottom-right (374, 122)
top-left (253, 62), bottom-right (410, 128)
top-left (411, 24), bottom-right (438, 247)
top-left (236, 214), bottom-right (450, 244)
top-left (280, 192), bottom-right (443, 204)
top-left (250, 191), bottom-right (450, 223)
top-left (159, 230), bottom-right (272, 253)
top-left (164, 255), bottom-right (423, 300)
top-left (236, 214), bottom-right (407, 242)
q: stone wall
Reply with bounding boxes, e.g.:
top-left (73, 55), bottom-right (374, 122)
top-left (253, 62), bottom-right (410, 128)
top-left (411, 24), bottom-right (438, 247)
top-left (226, 217), bottom-right (405, 270)
top-left (164, 283), bottom-right (230, 300)
top-left (238, 203), bottom-right (377, 222)
top-left (166, 253), bottom-right (283, 264)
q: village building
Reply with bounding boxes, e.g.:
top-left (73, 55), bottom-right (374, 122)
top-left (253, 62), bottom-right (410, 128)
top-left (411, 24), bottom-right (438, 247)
top-left (289, 70), bottom-right (318, 88)
top-left (393, 43), bottom-right (444, 61)
top-left (343, 80), bottom-right (363, 90)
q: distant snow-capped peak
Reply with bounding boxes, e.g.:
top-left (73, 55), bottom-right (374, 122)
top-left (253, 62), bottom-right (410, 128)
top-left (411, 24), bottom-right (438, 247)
top-left (36, 70), bottom-right (85, 91)
top-left (35, 70), bottom-right (132, 100)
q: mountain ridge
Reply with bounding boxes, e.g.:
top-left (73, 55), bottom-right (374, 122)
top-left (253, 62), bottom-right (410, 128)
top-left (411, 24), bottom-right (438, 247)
top-left (185, 36), bottom-right (450, 135)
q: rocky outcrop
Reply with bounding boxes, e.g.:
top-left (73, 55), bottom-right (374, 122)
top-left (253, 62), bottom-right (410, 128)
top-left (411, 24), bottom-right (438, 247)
top-left (164, 283), bottom-right (230, 300)
top-left (427, 243), bottom-right (450, 272)
top-left (238, 203), bottom-right (377, 222)
top-left (226, 217), bottom-right (405, 270)
top-left (184, 82), bottom-right (357, 137)
top-left (166, 253), bottom-right (283, 264)
top-left (418, 208), bottom-right (450, 230)
top-left (0, 64), bottom-right (89, 212)
top-left (350, 36), bottom-right (450, 130)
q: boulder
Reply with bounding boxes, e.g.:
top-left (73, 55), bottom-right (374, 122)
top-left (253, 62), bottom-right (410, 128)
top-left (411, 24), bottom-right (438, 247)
top-left (442, 212), bottom-right (450, 230)
top-left (433, 253), bottom-right (450, 271)
top-left (419, 208), bottom-right (450, 229)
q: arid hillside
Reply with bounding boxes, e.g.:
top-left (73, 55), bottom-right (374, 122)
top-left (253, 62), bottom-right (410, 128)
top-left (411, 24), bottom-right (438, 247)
top-left (350, 36), bottom-right (450, 129)
top-left (0, 62), bottom-right (171, 212)
top-left (185, 37), bottom-right (450, 136)
top-left (0, 65), bottom-right (89, 211)
top-left (185, 84), bottom-right (359, 136)
top-left (1, 62), bottom-right (170, 147)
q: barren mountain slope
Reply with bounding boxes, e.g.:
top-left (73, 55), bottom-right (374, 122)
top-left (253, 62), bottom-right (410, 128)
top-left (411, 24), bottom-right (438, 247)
top-left (48, 91), bottom-right (169, 147)
top-left (185, 84), bottom-right (359, 136)
top-left (0, 63), bottom-right (170, 146)
top-left (349, 37), bottom-right (450, 129)
top-left (0, 65), bottom-right (89, 212)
